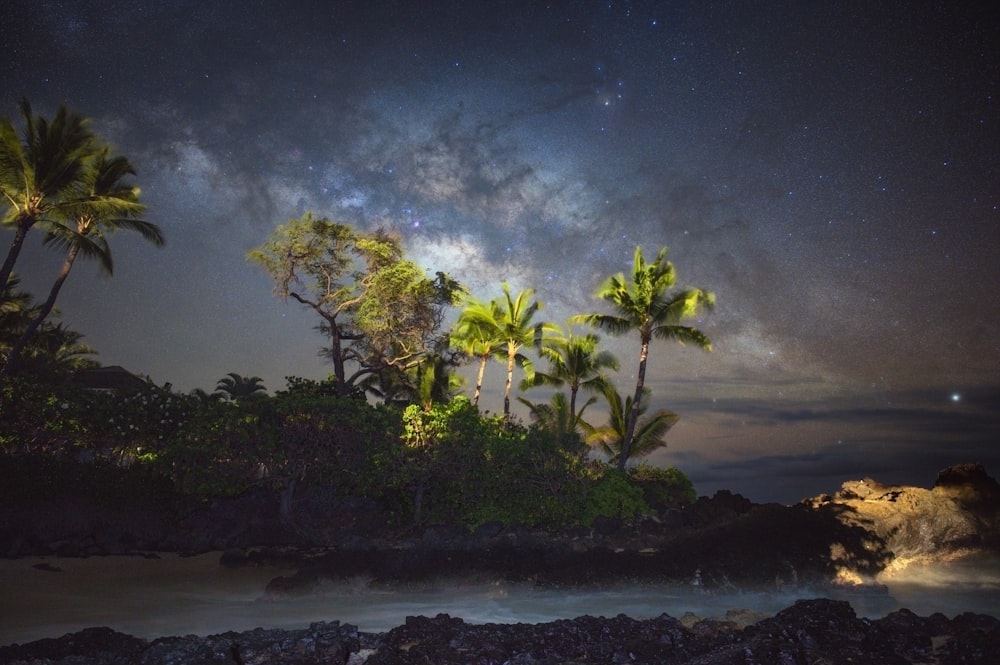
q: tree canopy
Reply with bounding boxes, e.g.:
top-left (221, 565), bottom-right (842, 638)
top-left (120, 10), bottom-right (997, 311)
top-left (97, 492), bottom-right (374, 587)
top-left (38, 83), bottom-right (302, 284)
top-left (247, 213), bottom-right (463, 396)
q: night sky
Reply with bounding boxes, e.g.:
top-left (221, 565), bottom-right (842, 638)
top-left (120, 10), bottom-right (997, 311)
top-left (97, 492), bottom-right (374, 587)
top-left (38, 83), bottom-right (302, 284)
top-left (3, 1), bottom-right (998, 503)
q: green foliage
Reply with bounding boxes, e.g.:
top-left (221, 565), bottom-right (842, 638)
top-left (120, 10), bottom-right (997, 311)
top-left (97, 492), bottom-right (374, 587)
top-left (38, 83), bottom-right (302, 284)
top-left (158, 400), bottom-right (276, 497)
top-left (629, 462), bottom-right (697, 508)
top-left (0, 376), bottom-right (92, 453)
top-left (161, 391), bottom-right (402, 500)
top-left (2, 369), bottom-right (696, 531)
top-left (0, 375), bottom-right (191, 461)
top-left (453, 282), bottom-right (558, 421)
top-left (398, 397), bottom-right (586, 528)
top-left (581, 466), bottom-right (650, 525)
top-left (584, 384), bottom-right (679, 466)
top-left (247, 214), bottom-right (462, 397)
top-left (573, 245), bottom-right (713, 470)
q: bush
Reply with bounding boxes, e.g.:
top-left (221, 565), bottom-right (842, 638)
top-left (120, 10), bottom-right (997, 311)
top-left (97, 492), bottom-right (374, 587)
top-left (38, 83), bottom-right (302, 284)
top-left (629, 463), bottom-right (697, 510)
top-left (582, 466), bottom-right (650, 525)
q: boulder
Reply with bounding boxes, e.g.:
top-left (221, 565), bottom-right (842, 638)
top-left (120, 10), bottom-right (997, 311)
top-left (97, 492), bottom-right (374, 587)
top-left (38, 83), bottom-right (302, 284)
top-left (817, 464), bottom-right (1000, 564)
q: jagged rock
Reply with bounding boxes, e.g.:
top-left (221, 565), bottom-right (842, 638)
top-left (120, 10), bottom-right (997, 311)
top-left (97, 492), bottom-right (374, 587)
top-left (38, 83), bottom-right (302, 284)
top-left (0, 622), bottom-right (358, 665)
top-left (4, 462), bottom-right (999, 591)
top-left (3, 601), bottom-right (998, 664)
top-left (934, 462), bottom-right (1000, 506)
top-left (815, 464), bottom-right (1000, 564)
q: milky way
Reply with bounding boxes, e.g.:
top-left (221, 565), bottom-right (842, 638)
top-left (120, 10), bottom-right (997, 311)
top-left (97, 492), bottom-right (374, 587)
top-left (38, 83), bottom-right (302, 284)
top-left (2, 1), bottom-right (997, 502)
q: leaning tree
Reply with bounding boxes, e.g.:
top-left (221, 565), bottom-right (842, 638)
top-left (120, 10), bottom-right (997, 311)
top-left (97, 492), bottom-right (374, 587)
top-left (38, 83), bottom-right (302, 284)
top-left (0, 101), bottom-right (101, 306)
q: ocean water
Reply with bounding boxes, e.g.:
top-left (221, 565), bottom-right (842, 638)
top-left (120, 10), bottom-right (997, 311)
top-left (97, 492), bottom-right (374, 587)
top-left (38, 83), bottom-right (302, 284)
top-left (1, 551), bottom-right (997, 645)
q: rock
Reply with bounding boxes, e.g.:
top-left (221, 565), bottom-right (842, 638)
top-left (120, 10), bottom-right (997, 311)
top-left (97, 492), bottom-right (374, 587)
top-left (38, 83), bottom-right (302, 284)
top-left (3, 602), bottom-right (998, 664)
top-left (817, 467), bottom-right (1000, 565)
top-left (0, 627), bottom-right (146, 665)
top-left (0, 622), bottom-right (358, 665)
top-left (143, 621), bottom-right (357, 665)
top-left (934, 463), bottom-right (1000, 506)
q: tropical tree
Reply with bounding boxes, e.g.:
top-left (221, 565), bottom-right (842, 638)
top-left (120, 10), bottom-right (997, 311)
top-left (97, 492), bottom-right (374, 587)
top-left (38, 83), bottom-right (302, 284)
top-left (215, 373), bottom-right (267, 402)
top-left (521, 329), bottom-right (618, 426)
top-left (0, 100), bottom-right (100, 304)
top-left (1, 148), bottom-right (161, 375)
top-left (188, 387), bottom-right (226, 405)
top-left (583, 383), bottom-right (679, 466)
top-left (574, 246), bottom-right (713, 470)
top-left (0, 276), bottom-right (97, 379)
top-left (0, 275), bottom-right (34, 349)
top-left (517, 391), bottom-right (594, 453)
top-left (454, 283), bottom-right (557, 422)
top-left (11, 321), bottom-right (98, 379)
top-left (413, 351), bottom-right (463, 409)
top-left (449, 307), bottom-right (501, 407)
top-left (359, 349), bottom-right (462, 409)
top-left (248, 214), bottom-right (462, 396)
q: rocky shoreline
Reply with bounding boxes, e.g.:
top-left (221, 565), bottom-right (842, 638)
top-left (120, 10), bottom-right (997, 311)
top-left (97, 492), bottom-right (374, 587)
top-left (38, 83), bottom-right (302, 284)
top-left (1, 598), bottom-right (997, 664)
top-left (3, 463), bottom-right (999, 663)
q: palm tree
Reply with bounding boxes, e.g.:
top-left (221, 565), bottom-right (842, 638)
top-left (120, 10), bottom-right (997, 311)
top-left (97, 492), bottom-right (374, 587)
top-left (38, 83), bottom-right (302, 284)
top-left (189, 387), bottom-right (226, 405)
top-left (1, 149), bottom-right (160, 374)
top-left (216, 373), bottom-right (267, 402)
top-left (521, 329), bottom-right (618, 426)
top-left (574, 246), bottom-right (713, 470)
top-left (18, 321), bottom-right (99, 377)
top-left (1, 275), bottom-right (97, 378)
top-left (0, 100), bottom-right (99, 304)
top-left (455, 283), bottom-right (557, 422)
top-left (414, 351), bottom-right (463, 409)
top-left (0, 275), bottom-right (34, 348)
top-left (583, 383), bottom-right (679, 466)
top-left (517, 391), bottom-right (595, 453)
top-left (450, 310), bottom-right (501, 407)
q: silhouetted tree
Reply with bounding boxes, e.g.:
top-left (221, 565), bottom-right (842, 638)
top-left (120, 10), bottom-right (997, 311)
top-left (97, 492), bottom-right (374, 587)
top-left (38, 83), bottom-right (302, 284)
top-left (0, 101), bottom-right (100, 305)
top-left (215, 373), bottom-right (267, 401)
top-left (2, 148), bottom-right (161, 374)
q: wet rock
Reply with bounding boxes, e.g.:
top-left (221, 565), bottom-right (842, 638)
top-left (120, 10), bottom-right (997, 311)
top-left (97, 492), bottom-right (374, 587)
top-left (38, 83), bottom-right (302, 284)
top-left (4, 601), bottom-right (998, 664)
top-left (143, 621), bottom-right (357, 665)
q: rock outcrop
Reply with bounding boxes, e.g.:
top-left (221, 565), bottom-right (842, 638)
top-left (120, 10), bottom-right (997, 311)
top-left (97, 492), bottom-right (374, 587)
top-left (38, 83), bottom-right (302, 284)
top-left (3, 462), bottom-right (998, 590)
top-left (1, 600), bottom-right (997, 664)
top-left (805, 463), bottom-right (1000, 572)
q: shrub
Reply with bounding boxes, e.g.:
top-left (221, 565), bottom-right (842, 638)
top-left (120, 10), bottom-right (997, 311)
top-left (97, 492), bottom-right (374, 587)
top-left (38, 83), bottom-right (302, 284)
top-left (582, 466), bottom-right (650, 525)
top-left (629, 463), bottom-right (697, 510)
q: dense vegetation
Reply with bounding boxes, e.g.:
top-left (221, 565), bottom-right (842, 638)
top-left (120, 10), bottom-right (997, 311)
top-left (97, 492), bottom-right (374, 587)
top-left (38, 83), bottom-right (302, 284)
top-left (0, 374), bottom-right (695, 529)
top-left (1, 101), bottom-right (710, 533)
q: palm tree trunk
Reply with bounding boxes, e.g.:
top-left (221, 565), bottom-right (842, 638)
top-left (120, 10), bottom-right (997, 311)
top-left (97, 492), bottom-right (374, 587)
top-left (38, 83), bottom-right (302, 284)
top-left (472, 354), bottom-right (487, 406)
top-left (504, 344), bottom-right (516, 422)
top-left (0, 218), bottom-right (34, 307)
top-left (620, 337), bottom-right (649, 470)
top-left (1, 243), bottom-right (79, 375)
